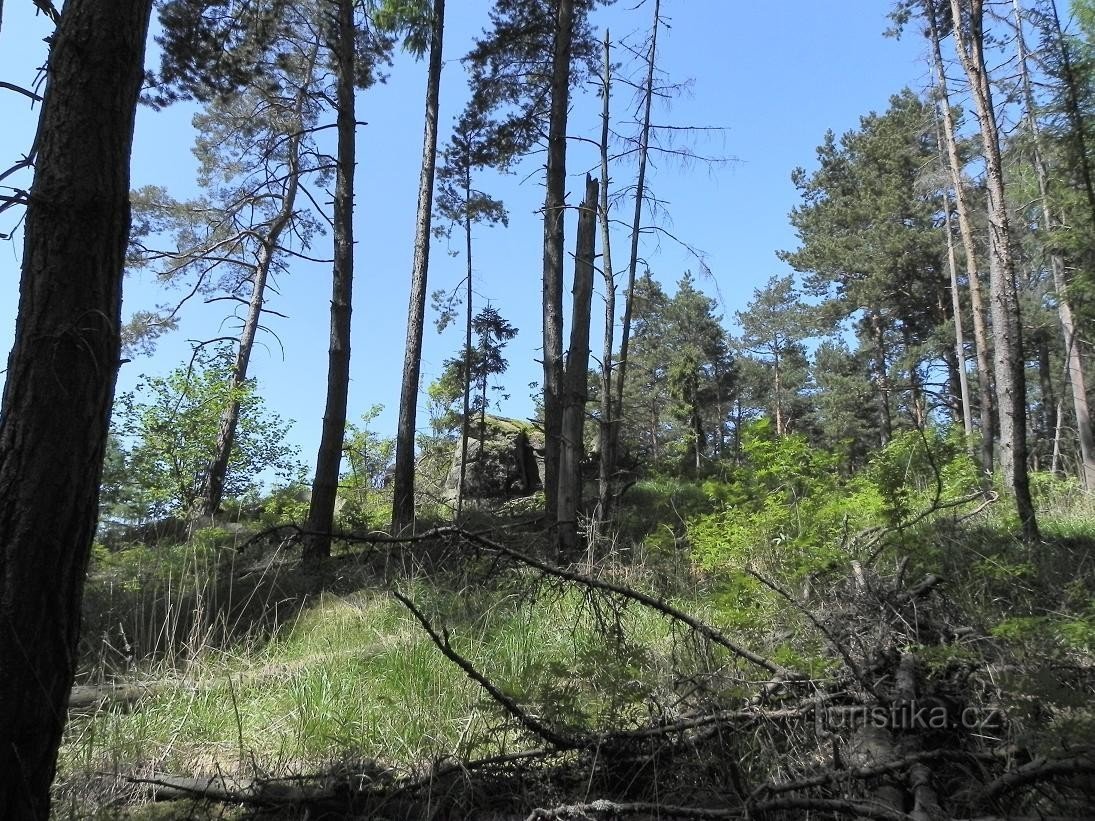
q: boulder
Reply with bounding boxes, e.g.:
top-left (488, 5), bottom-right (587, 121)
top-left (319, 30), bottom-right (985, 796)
top-left (444, 416), bottom-right (543, 501)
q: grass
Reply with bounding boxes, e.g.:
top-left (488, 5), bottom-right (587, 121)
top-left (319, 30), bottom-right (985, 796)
top-left (56, 472), bottom-right (1095, 818)
top-left (58, 538), bottom-right (729, 818)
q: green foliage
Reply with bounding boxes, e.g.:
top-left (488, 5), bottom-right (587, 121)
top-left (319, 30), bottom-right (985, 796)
top-left (338, 405), bottom-right (396, 530)
top-left (689, 420), bottom-right (883, 580)
top-left (866, 426), bottom-right (981, 524)
top-left (112, 346), bottom-right (302, 519)
top-left (619, 271), bottom-right (735, 471)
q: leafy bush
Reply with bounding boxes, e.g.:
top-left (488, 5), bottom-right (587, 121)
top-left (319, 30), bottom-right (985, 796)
top-left (111, 345), bottom-right (303, 519)
top-left (866, 426), bottom-right (981, 524)
top-left (688, 419), bottom-right (883, 579)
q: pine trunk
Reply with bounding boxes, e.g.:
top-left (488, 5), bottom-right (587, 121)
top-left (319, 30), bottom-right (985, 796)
top-left (392, 0), bottom-right (446, 534)
top-left (559, 176), bottom-right (598, 556)
top-left (928, 0), bottom-right (994, 476)
top-left (949, 0), bottom-right (1039, 541)
top-left (541, 0), bottom-right (575, 528)
top-left (305, 0), bottom-right (357, 559)
top-left (0, 1), bottom-right (152, 815)
top-left (941, 185), bottom-right (974, 438)
top-left (597, 30), bottom-right (617, 522)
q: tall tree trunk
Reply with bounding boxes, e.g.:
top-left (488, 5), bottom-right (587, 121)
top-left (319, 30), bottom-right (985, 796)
top-left (871, 311), bottom-right (893, 446)
top-left (941, 184), bottom-right (974, 437)
top-left (392, 0), bottom-right (446, 534)
top-left (201, 52), bottom-right (316, 517)
top-left (773, 347), bottom-right (784, 436)
top-left (609, 0), bottom-right (660, 492)
top-left (457, 163), bottom-right (473, 520)
top-left (927, 0), bottom-right (994, 476)
top-left (949, 0), bottom-right (1039, 541)
top-left (597, 30), bottom-right (617, 522)
top-left (305, 0), bottom-right (357, 559)
top-left (1036, 329), bottom-right (1057, 470)
top-left (1014, 0), bottom-right (1095, 489)
top-left (559, 177), bottom-right (598, 556)
top-left (542, 0), bottom-right (575, 529)
top-left (0, 1), bottom-right (152, 815)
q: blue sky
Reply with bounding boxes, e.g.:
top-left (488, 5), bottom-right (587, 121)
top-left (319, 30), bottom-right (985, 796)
top-left (0, 1), bottom-right (929, 467)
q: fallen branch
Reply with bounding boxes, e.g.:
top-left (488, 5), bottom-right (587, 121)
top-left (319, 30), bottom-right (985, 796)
top-left (391, 589), bottom-right (579, 750)
top-left (978, 751), bottom-right (1095, 802)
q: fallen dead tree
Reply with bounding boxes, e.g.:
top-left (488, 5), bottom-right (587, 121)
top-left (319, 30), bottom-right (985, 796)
top-left (120, 525), bottom-right (1094, 820)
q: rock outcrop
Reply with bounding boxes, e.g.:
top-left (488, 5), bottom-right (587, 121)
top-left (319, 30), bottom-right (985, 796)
top-left (444, 416), bottom-right (543, 501)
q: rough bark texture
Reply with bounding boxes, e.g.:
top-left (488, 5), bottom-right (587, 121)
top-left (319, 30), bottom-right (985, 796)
top-left (305, 0), bottom-right (356, 559)
top-left (927, 0), bottom-right (994, 476)
top-left (1014, 0), bottom-right (1095, 489)
top-left (0, 0), bottom-right (152, 816)
top-left (541, 0), bottom-right (575, 528)
top-left (558, 176), bottom-right (598, 556)
top-left (392, 0), bottom-right (446, 534)
top-left (949, 0), bottom-right (1039, 541)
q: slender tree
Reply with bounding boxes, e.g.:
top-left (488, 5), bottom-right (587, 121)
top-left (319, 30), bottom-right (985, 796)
top-left (199, 39), bottom-right (324, 516)
top-left (540, 0), bottom-right (577, 530)
top-left (558, 175), bottom-right (598, 555)
top-left (390, 0), bottom-right (447, 534)
top-left (0, 1), bottom-right (152, 815)
top-left (596, 29), bottom-right (618, 521)
top-left (304, 0), bottom-right (360, 559)
top-left (610, 0), bottom-right (661, 492)
top-left (924, 0), bottom-right (995, 475)
top-left (947, 0), bottom-right (1039, 539)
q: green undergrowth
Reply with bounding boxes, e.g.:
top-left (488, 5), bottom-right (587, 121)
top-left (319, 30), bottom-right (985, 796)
top-left (58, 545), bottom-right (739, 815)
top-left (59, 429), bottom-right (1095, 818)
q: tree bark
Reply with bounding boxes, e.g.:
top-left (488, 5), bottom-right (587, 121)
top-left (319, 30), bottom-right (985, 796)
top-left (940, 184), bottom-right (974, 438)
top-left (392, 0), bottom-right (446, 534)
top-left (305, 0), bottom-right (357, 559)
top-left (559, 176), bottom-right (598, 556)
top-left (926, 0), bottom-right (994, 476)
top-left (0, 0), bottom-right (152, 816)
top-left (949, 0), bottom-right (1039, 540)
top-left (540, 0), bottom-right (575, 528)
top-left (871, 310), bottom-right (892, 446)
top-left (1014, 0), bottom-right (1095, 489)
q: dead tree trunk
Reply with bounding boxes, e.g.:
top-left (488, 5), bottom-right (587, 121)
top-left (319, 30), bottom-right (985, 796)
top-left (541, 0), bottom-right (576, 528)
top-left (927, 0), bottom-right (994, 476)
top-left (457, 158), bottom-right (474, 520)
top-left (392, 0), bottom-right (446, 534)
top-left (1014, 0), bottom-right (1095, 489)
top-left (596, 30), bottom-right (617, 524)
top-left (0, 1), bottom-right (152, 816)
top-left (941, 182), bottom-right (974, 438)
top-left (305, 0), bottom-right (357, 560)
top-left (559, 176), bottom-right (598, 556)
top-left (610, 0), bottom-right (660, 490)
top-left (949, 0), bottom-right (1039, 541)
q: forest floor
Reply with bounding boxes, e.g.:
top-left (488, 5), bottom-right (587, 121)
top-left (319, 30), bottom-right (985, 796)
top-left (54, 479), bottom-right (1095, 820)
